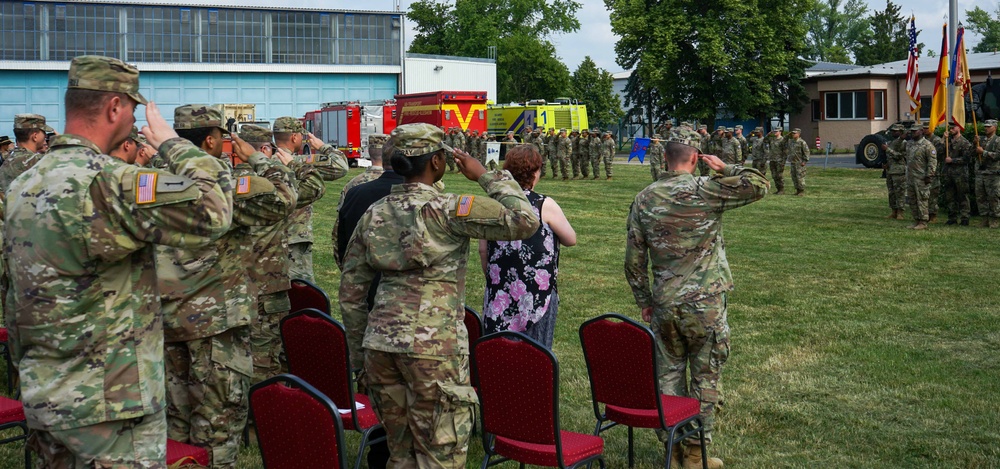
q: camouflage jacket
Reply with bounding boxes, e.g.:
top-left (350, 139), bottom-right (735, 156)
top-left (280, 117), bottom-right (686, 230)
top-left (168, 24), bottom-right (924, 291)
top-left (943, 135), bottom-right (974, 174)
top-left (978, 134), bottom-right (1000, 173)
top-left (719, 138), bottom-right (742, 164)
top-left (625, 165), bottom-right (768, 309)
top-left (0, 146), bottom-right (43, 197)
top-left (736, 135), bottom-right (748, 161)
top-left (578, 135), bottom-right (590, 156)
top-left (340, 170), bottom-right (540, 368)
top-left (783, 137), bottom-right (809, 163)
top-left (557, 136), bottom-right (572, 158)
top-left (600, 138), bottom-right (615, 157)
top-left (750, 137), bottom-right (765, 162)
top-left (159, 152), bottom-right (297, 342)
top-left (285, 144), bottom-right (348, 245)
top-left (589, 136), bottom-right (602, 158)
top-left (529, 135), bottom-right (545, 156)
top-left (647, 141), bottom-right (665, 166)
top-left (886, 137), bottom-right (908, 175)
top-left (546, 135), bottom-right (558, 157)
top-left (906, 136), bottom-right (937, 178)
top-left (454, 133), bottom-right (467, 152)
top-left (766, 135), bottom-right (785, 162)
top-left (5, 134), bottom-right (232, 430)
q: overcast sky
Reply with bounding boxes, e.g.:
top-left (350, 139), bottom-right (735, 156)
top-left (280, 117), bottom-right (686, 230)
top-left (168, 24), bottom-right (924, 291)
top-left (135, 0), bottom-right (997, 73)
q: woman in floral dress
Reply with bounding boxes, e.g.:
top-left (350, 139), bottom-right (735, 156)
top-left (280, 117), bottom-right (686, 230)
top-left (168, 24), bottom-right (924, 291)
top-left (479, 144), bottom-right (576, 348)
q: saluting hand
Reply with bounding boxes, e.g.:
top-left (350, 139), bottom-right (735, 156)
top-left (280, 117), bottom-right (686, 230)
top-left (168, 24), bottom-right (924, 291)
top-left (454, 148), bottom-right (487, 182)
top-left (229, 133), bottom-right (255, 163)
top-left (307, 133), bottom-right (325, 151)
top-left (700, 153), bottom-right (726, 171)
top-left (140, 102), bottom-right (179, 150)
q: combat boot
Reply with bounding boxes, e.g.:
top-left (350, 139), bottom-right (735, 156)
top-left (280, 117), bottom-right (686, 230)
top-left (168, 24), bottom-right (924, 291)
top-left (666, 443), bottom-right (682, 468)
top-left (775, 189), bottom-right (784, 195)
top-left (795, 190), bottom-right (804, 196)
top-left (887, 210), bottom-right (898, 219)
top-left (607, 176), bottom-right (613, 181)
top-left (946, 219), bottom-right (957, 225)
top-left (981, 217), bottom-right (991, 228)
top-left (912, 221), bottom-right (928, 230)
top-left (928, 214), bottom-right (937, 223)
top-left (683, 445), bottom-right (723, 469)
top-left (990, 218), bottom-right (1000, 229)
top-left (961, 219), bottom-right (970, 226)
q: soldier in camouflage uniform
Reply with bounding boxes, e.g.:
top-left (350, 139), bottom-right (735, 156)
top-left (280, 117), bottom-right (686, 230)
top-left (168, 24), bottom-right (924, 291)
top-left (162, 105), bottom-right (297, 468)
top-left (697, 126), bottom-right (711, 176)
top-left (274, 116), bottom-right (349, 283)
top-left (520, 126), bottom-right (532, 145)
top-left (750, 127), bottom-right (767, 175)
top-left (905, 123), bottom-right (938, 230)
top-left (734, 125), bottom-right (749, 164)
top-left (767, 128), bottom-right (786, 194)
top-left (5, 55), bottom-right (234, 468)
top-left (625, 136), bottom-right (767, 469)
top-left (340, 123), bottom-right (539, 468)
top-left (578, 129), bottom-right (591, 179)
top-left (569, 130), bottom-right (581, 179)
top-left (975, 120), bottom-right (1000, 228)
top-left (0, 114), bottom-right (54, 196)
top-left (555, 128), bottom-right (571, 180)
top-left (784, 128), bottom-right (809, 196)
top-left (589, 128), bottom-right (602, 179)
top-left (600, 131), bottom-right (616, 180)
top-left (719, 128), bottom-right (742, 165)
top-left (454, 127), bottom-right (467, 156)
top-left (648, 134), bottom-right (665, 181)
top-left (442, 127), bottom-right (456, 172)
top-left (108, 125), bottom-right (143, 163)
top-left (339, 134), bottom-right (388, 210)
top-left (250, 122), bottom-right (341, 383)
top-left (881, 124), bottom-right (908, 219)
top-left (925, 124), bottom-right (946, 223)
top-left (941, 123), bottom-right (974, 225)
top-left (0, 135), bottom-right (12, 159)
top-left (529, 129), bottom-right (545, 166)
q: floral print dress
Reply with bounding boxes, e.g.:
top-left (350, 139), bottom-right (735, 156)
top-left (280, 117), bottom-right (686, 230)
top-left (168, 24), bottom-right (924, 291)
top-left (483, 190), bottom-right (560, 348)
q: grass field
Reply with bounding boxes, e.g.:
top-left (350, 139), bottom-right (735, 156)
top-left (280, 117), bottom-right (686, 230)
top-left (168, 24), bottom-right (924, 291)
top-left (1, 162), bottom-right (998, 468)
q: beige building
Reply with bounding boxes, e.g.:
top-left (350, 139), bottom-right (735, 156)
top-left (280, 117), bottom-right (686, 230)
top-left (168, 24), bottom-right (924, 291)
top-left (792, 52), bottom-right (1000, 152)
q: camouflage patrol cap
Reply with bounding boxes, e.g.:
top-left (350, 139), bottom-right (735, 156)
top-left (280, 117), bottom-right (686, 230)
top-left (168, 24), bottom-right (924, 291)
top-left (680, 121), bottom-right (690, 127)
top-left (582, 129), bottom-right (589, 134)
top-left (0, 136), bottom-right (12, 146)
top-left (889, 123), bottom-right (905, 131)
top-left (368, 134), bottom-right (389, 150)
top-left (666, 136), bottom-right (700, 149)
top-left (592, 128), bottom-right (599, 132)
top-left (570, 130), bottom-right (578, 135)
top-left (791, 128), bottom-right (802, 133)
top-left (716, 126), bottom-right (726, 132)
top-left (754, 127), bottom-right (763, 132)
top-left (13, 114), bottom-right (54, 133)
top-left (273, 116), bottom-right (307, 134)
top-left (67, 55), bottom-right (147, 105)
top-left (908, 123), bottom-right (923, 131)
top-left (652, 134), bottom-right (661, 139)
top-left (134, 131), bottom-right (147, 145)
top-left (173, 104), bottom-right (229, 134)
top-left (725, 127), bottom-right (734, 133)
top-left (390, 123), bottom-right (445, 157)
top-left (699, 125), bottom-right (707, 130)
top-left (985, 119), bottom-right (997, 127)
top-left (127, 125), bottom-right (139, 141)
top-left (921, 122), bottom-right (931, 130)
top-left (559, 128), bottom-right (566, 133)
top-left (239, 124), bottom-right (273, 144)
top-left (735, 125), bottom-right (743, 130)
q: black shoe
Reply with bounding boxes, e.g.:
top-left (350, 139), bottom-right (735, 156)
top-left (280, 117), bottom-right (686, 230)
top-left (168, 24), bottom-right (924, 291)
top-left (960, 219), bottom-right (970, 226)
top-left (946, 220), bottom-right (957, 225)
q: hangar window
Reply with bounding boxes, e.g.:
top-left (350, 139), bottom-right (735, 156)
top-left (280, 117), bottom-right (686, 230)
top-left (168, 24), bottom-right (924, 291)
top-left (0, 2), bottom-right (40, 60)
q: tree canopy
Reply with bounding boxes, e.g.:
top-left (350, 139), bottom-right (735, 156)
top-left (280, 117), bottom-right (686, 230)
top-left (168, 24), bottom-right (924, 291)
top-left (570, 57), bottom-right (622, 128)
top-left (966, 5), bottom-right (1000, 54)
top-left (852, 0), bottom-right (913, 66)
top-left (803, 0), bottom-right (870, 64)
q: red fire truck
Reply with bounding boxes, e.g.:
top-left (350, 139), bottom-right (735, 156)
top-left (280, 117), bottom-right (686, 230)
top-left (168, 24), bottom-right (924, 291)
top-left (302, 100), bottom-right (397, 166)
top-left (395, 91), bottom-right (488, 133)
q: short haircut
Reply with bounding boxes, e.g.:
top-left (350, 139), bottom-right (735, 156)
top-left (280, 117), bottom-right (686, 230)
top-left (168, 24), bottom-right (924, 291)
top-left (65, 89), bottom-right (130, 121)
top-left (502, 145), bottom-right (543, 190)
top-left (666, 142), bottom-right (698, 167)
top-left (176, 127), bottom-right (218, 149)
top-left (391, 149), bottom-right (439, 177)
top-left (273, 132), bottom-right (294, 144)
top-left (13, 128), bottom-right (39, 143)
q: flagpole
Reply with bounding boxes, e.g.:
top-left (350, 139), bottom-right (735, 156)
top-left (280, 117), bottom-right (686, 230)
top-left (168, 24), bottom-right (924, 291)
top-left (948, 0), bottom-right (958, 128)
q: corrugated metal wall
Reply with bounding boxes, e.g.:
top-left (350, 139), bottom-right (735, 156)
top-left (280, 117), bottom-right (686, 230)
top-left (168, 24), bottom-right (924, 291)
top-left (403, 57), bottom-right (497, 103)
top-left (0, 70), bottom-right (397, 132)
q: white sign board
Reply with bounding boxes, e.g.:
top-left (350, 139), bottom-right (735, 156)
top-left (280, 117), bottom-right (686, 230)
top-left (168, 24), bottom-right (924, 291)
top-left (487, 142), bottom-right (501, 166)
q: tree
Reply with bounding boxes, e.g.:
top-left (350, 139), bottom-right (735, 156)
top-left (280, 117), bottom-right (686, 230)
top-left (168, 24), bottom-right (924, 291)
top-left (852, 0), bottom-right (915, 66)
top-left (570, 57), bottom-right (622, 128)
top-left (804, 0), bottom-right (870, 63)
top-left (966, 5), bottom-right (1000, 54)
top-left (407, 0), bottom-right (582, 102)
top-left (607, 0), bottom-right (813, 127)
top-left (621, 66), bottom-right (669, 136)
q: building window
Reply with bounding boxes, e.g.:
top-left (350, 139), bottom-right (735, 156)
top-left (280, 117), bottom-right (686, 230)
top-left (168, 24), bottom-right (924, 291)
top-left (873, 91), bottom-right (885, 120)
top-left (811, 99), bottom-right (821, 121)
top-left (919, 97), bottom-right (932, 120)
top-left (824, 91), bottom-right (879, 120)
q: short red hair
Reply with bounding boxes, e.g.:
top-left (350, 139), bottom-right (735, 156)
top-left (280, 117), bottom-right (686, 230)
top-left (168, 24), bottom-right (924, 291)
top-left (502, 144), bottom-right (542, 189)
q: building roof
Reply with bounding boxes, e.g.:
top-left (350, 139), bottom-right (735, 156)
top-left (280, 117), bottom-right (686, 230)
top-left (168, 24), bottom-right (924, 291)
top-left (612, 70), bottom-right (632, 81)
top-left (27, 0), bottom-right (399, 15)
top-left (407, 53), bottom-right (495, 64)
top-left (808, 51), bottom-right (1000, 79)
top-left (806, 61), bottom-right (857, 76)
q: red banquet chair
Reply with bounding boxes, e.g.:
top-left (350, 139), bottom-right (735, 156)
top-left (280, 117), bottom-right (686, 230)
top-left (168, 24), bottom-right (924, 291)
top-left (579, 313), bottom-right (707, 469)
top-left (249, 374), bottom-right (348, 469)
top-left (473, 331), bottom-right (606, 469)
top-left (288, 278), bottom-right (332, 315)
top-left (279, 309), bottom-right (385, 469)
top-left (0, 395), bottom-right (29, 469)
top-left (166, 439), bottom-right (210, 467)
top-left (463, 306), bottom-right (484, 385)
top-left (0, 327), bottom-right (15, 395)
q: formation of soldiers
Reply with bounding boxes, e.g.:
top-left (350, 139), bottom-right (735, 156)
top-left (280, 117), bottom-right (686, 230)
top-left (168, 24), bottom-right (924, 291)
top-left (0, 56), bottom-right (349, 468)
top-left (882, 119), bottom-right (1000, 229)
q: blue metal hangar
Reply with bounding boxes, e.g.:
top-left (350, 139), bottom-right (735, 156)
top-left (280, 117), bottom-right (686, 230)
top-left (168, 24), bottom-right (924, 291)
top-left (0, 1), bottom-right (404, 130)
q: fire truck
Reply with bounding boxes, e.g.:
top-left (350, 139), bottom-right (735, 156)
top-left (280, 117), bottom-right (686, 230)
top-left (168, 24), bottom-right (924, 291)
top-left (395, 91), bottom-right (489, 133)
top-left (302, 100), bottom-right (397, 166)
top-left (487, 98), bottom-right (589, 137)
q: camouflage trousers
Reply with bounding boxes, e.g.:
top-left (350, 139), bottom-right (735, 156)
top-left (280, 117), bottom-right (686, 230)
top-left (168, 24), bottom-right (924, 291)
top-left (165, 327), bottom-right (252, 469)
top-left (907, 176), bottom-right (931, 222)
top-left (769, 159), bottom-right (786, 192)
top-left (649, 293), bottom-right (730, 445)
top-left (250, 291), bottom-right (291, 384)
top-left (790, 161), bottom-right (806, 192)
top-left (649, 155), bottom-right (663, 182)
top-left (941, 166), bottom-right (970, 221)
top-left (446, 153), bottom-right (456, 171)
top-left (928, 174), bottom-right (941, 217)
top-left (602, 153), bottom-right (614, 178)
top-left (571, 152), bottom-right (583, 178)
top-left (752, 156), bottom-right (768, 176)
top-left (364, 351), bottom-right (478, 469)
top-left (550, 154), bottom-right (569, 179)
top-left (29, 409), bottom-right (168, 469)
top-left (975, 173), bottom-right (1000, 218)
top-left (540, 152), bottom-right (549, 177)
top-left (287, 242), bottom-right (314, 283)
top-left (886, 172), bottom-right (907, 211)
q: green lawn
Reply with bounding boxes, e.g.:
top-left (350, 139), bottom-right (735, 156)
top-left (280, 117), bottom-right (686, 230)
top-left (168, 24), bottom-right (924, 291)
top-left (2, 163), bottom-right (998, 468)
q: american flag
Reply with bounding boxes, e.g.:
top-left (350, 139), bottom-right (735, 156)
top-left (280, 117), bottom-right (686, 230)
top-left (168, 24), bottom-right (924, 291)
top-left (906, 16), bottom-right (920, 118)
top-left (237, 176), bottom-right (250, 194)
top-left (137, 172), bottom-right (157, 204)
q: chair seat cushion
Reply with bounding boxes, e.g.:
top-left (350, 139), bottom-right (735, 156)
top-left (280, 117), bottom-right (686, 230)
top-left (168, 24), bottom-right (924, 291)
top-left (0, 396), bottom-right (24, 424)
top-left (342, 393), bottom-right (381, 432)
top-left (494, 430), bottom-right (604, 467)
top-left (605, 395), bottom-right (701, 428)
top-left (166, 439), bottom-right (210, 466)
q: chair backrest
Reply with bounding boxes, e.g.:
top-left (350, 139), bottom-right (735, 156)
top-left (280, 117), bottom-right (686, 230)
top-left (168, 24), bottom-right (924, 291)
top-left (463, 306), bottom-right (484, 346)
top-left (473, 331), bottom-right (559, 446)
top-left (280, 309), bottom-right (355, 413)
top-left (579, 313), bottom-right (660, 410)
top-left (250, 374), bottom-right (348, 469)
top-left (288, 278), bottom-right (332, 315)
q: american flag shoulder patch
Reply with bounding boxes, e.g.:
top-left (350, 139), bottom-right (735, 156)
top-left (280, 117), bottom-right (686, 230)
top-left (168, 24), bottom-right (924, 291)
top-left (136, 172), bottom-right (157, 204)
top-left (236, 176), bottom-right (251, 195)
top-left (456, 195), bottom-right (475, 217)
